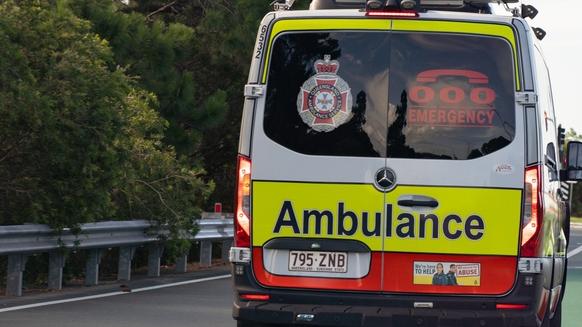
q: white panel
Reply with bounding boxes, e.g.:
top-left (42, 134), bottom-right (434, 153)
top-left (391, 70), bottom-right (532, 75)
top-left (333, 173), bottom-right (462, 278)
top-left (251, 13), bottom-right (524, 189)
top-left (252, 98), bottom-right (525, 188)
top-left (251, 97), bottom-right (385, 183)
top-left (263, 248), bottom-right (370, 278)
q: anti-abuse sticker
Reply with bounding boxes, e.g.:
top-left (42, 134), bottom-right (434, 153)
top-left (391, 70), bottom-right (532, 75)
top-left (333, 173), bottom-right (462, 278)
top-left (413, 261), bottom-right (481, 286)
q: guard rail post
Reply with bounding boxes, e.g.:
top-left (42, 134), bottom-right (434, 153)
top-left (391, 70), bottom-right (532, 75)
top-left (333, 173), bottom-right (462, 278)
top-left (148, 244), bottom-right (164, 277)
top-left (198, 211), bottom-right (231, 268)
top-left (6, 254), bottom-right (28, 297)
top-left (48, 251), bottom-right (66, 290)
top-left (222, 239), bottom-right (232, 261)
top-left (175, 252), bottom-right (188, 273)
top-left (215, 204), bottom-right (232, 261)
top-left (118, 246), bottom-right (136, 281)
top-left (85, 249), bottom-right (103, 286)
top-left (199, 240), bottom-right (212, 267)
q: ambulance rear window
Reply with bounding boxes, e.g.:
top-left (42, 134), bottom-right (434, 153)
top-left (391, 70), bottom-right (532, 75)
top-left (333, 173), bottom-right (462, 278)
top-left (263, 31), bottom-right (515, 160)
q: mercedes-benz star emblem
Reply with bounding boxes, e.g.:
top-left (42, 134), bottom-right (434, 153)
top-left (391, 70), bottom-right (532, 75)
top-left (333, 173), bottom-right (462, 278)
top-left (374, 167), bottom-right (397, 192)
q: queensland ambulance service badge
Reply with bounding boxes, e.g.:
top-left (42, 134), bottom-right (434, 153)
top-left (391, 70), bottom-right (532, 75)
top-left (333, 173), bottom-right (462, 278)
top-left (296, 55), bottom-right (353, 132)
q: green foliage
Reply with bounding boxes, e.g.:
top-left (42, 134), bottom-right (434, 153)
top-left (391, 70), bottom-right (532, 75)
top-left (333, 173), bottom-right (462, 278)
top-left (565, 128), bottom-right (581, 143)
top-left (0, 0), bottom-right (271, 232)
top-left (72, 0), bottom-right (229, 157)
top-left (174, 0), bottom-right (271, 209)
top-left (114, 90), bottom-right (213, 235)
top-left (164, 238), bottom-right (193, 263)
top-left (0, 0), bottom-right (208, 236)
top-left (0, 0), bottom-right (126, 227)
top-left (103, 0), bottom-right (272, 210)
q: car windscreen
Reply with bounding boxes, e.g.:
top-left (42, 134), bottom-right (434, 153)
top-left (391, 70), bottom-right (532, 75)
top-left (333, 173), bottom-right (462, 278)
top-left (263, 31), bottom-right (515, 160)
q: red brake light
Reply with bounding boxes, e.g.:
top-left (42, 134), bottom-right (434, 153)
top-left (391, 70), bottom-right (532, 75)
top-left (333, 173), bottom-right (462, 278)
top-left (240, 294), bottom-right (270, 301)
top-left (234, 155), bottom-right (251, 247)
top-left (366, 10), bottom-right (418, 18)
top-left (496, 303), bottom-right (528, 310)
top-left (521, 165), bottom-right (543, 256)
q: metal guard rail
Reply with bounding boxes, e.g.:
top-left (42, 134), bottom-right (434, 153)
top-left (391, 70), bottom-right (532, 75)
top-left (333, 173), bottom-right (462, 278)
top-left (0, 214), bottom-right (233, 297)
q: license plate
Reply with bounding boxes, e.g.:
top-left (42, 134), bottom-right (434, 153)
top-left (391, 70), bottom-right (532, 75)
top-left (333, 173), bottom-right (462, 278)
top-left (288, 250), bottom-right (348, 273)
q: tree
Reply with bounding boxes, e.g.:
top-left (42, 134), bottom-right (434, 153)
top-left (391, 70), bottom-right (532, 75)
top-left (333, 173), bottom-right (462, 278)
top-left (114, 90), bottom-right (213, 234)
top-left (72, 0), bottom-right (229, 158)
top-left (0, 0), bottom-right (128, 227)
top-left (565, 128), bottom-right (581, 142)
top-left (0, 0), bottom-right (209, 235)
top-left (68, 0), bottom-right (275, 210)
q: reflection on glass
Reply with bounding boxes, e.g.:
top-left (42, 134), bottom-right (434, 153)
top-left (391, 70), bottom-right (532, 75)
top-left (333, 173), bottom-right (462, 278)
top-left (264, 32), bottom-right (390, 157)
top-left (264, 31), bottom-right (516, 160)
top-left (387, 33), bottom-right (515, 160)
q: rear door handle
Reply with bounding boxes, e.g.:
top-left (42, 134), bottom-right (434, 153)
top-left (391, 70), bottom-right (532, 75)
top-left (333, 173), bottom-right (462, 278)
top-left (397, 195), bottom-right (439, 209)
top-left (397, 199), bottom-right (438, 208)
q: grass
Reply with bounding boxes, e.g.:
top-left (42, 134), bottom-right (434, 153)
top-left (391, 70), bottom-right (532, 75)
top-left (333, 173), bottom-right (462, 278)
top-left (571, 216), bottom-right (582, 224)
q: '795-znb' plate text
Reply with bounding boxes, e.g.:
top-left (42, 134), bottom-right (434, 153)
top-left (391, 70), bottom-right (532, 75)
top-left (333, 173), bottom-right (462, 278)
top-left (288, 250), bottom-right (347, 273)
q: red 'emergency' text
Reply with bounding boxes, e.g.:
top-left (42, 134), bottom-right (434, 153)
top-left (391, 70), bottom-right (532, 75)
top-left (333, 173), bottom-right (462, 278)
top-left (408, 108), bottom-right (495, 127)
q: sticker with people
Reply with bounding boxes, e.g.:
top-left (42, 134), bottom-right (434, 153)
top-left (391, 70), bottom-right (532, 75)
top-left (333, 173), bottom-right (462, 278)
top-left (413, 261), bottom-right (481, 286)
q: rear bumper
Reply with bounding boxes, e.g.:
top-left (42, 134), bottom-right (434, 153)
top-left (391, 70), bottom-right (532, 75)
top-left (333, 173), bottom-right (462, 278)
top-left (232, 265), bottom-right (544, 327)
top-left (235, 301), bottom-right (537, 327)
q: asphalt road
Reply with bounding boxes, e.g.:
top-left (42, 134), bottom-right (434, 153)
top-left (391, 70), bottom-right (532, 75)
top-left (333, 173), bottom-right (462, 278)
top-left (0, 231), bottom-right (581, 327)
top-left (566, 228), bottom-right (582, 267)
top-left (0, 273), bottom-right (235, 327)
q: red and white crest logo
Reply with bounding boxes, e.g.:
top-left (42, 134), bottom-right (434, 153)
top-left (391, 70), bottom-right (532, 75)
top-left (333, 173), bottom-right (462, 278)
top-left (296, 55), bottom-right (353, 132)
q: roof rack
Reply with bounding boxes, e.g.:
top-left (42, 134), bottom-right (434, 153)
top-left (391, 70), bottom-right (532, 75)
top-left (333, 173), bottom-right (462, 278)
top-left (309, 0), bottom-right (519, 13)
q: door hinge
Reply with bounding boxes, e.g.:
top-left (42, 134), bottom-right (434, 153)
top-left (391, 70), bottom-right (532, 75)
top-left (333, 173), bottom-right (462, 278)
top-left (244, 84), bottom-right (265, 98)
top-left (516, 92), bottom-right (538, 105)
top-left (229, 247), bottom-right (251, 264)
top-left (518, 258), bottom-right (543, 273)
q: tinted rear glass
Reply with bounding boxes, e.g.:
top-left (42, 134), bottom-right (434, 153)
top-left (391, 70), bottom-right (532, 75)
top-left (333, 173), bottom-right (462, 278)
top-left (263, 31), bottom-right (515, 160)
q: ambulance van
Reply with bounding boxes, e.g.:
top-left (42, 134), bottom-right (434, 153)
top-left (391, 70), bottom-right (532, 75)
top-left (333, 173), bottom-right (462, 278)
top-left (230, 0), bottom-right (582, 326)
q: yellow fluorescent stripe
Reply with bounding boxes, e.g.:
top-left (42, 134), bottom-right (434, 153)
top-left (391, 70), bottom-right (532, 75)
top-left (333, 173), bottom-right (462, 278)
top-left (252, 181), bottom-right (522, 256)
top-left (261, 18), bottom-right (521, 90)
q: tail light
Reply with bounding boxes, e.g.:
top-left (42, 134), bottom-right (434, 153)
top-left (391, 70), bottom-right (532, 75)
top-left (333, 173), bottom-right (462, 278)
top-left (521, 165), bottom-right (543, 257)
top-left (496, 303), bottom-right (528, 310)
top-left (235, 155), bottom-right (251, 247)
top-left (240, 293), bottom-right (270, 301)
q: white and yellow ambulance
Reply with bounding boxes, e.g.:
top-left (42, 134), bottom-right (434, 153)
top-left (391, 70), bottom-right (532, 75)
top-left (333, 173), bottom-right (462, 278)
top-left (230, 1), bottom-right (582, 326)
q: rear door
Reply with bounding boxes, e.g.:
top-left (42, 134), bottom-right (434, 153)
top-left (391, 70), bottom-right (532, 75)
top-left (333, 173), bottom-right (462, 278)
top-left (250, 19), bottom-right (392, 291)
top-left (380, 20), bottom-right (524, 295)
top-left (250, 17), bottom-right (524, 296)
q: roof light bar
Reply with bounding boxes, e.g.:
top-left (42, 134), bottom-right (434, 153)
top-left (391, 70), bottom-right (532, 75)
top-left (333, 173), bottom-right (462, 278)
top-left (420, 0), bottom-right (463, 5)
top-left (366, 9), bottom-right (419, 17)
top-left (338, 0), bottom-right (519, 4)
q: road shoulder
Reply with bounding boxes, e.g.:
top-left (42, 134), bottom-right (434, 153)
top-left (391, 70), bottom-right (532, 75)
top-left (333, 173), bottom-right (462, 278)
top-left (0, 266), bottom-right (230, 311)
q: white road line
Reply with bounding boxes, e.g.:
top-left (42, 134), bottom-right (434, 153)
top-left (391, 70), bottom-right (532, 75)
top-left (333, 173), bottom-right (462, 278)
top-left (129, 274), bottom-right (231, 293)
top-left (568, 244), bottom-right (582, 259)
top-left (0, 274), bottom-right (231, 314)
